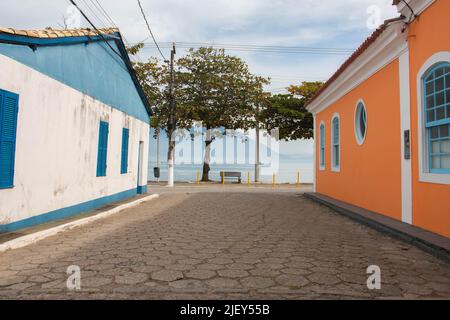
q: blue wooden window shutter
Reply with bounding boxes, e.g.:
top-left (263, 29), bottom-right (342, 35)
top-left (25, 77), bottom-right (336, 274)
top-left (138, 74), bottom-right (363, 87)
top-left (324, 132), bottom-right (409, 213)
top-left (121, 128), bottom-right (129, 174)
top-left (0, 89), bottom-right (19, 189)
top-left (96, 121), bottom-right (109, 177)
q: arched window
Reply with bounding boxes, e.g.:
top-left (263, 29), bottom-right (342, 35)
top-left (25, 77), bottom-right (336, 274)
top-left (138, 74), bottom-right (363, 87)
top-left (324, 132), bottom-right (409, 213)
top-left (332, 115), bottom-right (340, 171)
top-left (423, 62), bottom-right (450, 173)
top-left (319, 122), bottom-right (325, 170)
top-left (355, 100), bottom-right (367, 145)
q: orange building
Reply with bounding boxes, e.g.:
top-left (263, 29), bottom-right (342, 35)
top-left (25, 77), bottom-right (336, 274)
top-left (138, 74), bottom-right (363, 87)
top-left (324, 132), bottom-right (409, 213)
top-left (307, 0), bottom-right (450, 238)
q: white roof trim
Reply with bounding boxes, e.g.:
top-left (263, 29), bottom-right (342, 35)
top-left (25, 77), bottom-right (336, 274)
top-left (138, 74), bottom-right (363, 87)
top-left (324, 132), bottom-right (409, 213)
top-left (395, 0), bottom-right (435, 17)
top-left (307, 21), bottom-right (408, 115)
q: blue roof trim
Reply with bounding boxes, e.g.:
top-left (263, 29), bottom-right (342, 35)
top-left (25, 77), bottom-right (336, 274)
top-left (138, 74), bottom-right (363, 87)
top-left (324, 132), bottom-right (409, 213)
top-left (0, 31), bottom-right (153, 117)
top-left (113, 32), bottom-right (153, 117)
top-left (0, 32), bottom-right (115, 47)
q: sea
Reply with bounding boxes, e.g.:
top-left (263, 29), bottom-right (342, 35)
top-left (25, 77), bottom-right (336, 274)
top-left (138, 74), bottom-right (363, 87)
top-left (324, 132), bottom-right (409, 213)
top-left (148, 154), bottom-right (313, 184)
top-left (147, 127), bottom-right (314, 184)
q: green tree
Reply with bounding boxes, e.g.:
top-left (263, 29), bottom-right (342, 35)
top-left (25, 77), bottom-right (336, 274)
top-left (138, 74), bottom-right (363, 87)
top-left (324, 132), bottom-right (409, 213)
top-left (288, 81), bottom-right (323, 101)
top-left (259, 81), bottom-right (323, 141)
top-left (128, 44), bottom-right (192, 135)
top-left (177, 47), bottom-right (268, 181)
top-left (259, 94), bottom-right (312, 140)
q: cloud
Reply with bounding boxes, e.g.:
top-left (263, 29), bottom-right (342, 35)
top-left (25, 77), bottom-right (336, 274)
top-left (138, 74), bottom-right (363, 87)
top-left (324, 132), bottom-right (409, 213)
top-left (0, 0), bottom-right (399, 159)
top-left (0, 0), bottom-right (399, 91)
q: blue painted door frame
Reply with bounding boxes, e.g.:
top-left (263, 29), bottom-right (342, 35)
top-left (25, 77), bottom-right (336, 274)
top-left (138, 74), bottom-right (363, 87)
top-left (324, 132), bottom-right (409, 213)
top-left (137, 141), bottom-right (145, 194)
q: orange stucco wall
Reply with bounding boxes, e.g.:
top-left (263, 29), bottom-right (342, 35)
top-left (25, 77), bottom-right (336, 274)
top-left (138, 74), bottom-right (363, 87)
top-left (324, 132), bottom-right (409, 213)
top-left (315, 0), bottom-right (450, 238)
top-left (408, 0), bottom-right (450, 237)
top-left (315, 59), bottom-right (402, 221)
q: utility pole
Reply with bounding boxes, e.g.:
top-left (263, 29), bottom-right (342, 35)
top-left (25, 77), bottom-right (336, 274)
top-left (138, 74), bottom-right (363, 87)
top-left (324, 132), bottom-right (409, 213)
top-left (255, 103), bottom-right (260, 183)
top-left (255, 124), bottom-right (260, 183)
top-left (167, 43), bottom-right (176, 187)
top-left (156, 128), bottom-right (160, 183)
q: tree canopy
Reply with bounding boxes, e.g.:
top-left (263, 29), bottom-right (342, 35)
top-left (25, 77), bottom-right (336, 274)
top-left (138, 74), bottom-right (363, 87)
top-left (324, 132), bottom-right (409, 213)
top-left (259, 94), bottom-right (313, 141)
top-left (259, 81), bottom-right (323, 141)
top-left (127, 44), bottom-right (323, 181)
top-left (128, 46), bottom-right (269, 180)
top-left (127, 43), bottom-right (189, 135)
top-left (176, 47), bottom-right (268, 130)
top-left (288, 81), bottom-right (323, 101)
top-left (176, 47), bottom-right (268, 180)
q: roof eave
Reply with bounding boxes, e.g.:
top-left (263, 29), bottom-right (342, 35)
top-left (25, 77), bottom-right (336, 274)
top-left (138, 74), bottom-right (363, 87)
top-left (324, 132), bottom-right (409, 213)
top-left (393, 0), bottom-right (436, 17)
top-left (306, 21), bottom-right (407, 115)
top-left (0, 29), bottom-right (153, 119)
top-left (112, 32), bottom-right (154, 117)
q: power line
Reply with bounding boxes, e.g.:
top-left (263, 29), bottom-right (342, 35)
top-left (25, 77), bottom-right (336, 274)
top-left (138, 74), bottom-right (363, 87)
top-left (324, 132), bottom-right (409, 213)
top-left (88, 0), bottom-right (144, 63)
top-left (69, 0), bottom-right (123, 59)
top-left (136, 0), bottom-right (167, 61)
top-left (256, 73), bottom-right (327, 79)
top-left (262, 75), bottom-right (327, 80)
top-left (80, 0), bottom-right (109, 28)
top-left (155, 47), bottom-right (350, 54)
top-left (143, 47), bottom-right (351, 55)
top-left (269, 86), bottom-right (290, 90)
top-left (138, 42), bottom-right (354, 55)
top-left (142, 45), bottom-right (352, 53)
top-left (271, 77), bottom-right (326, 81)
top-left (145, 42), bottom-right (354, 52)
top-left (92, 0), bottom-right (117, 27)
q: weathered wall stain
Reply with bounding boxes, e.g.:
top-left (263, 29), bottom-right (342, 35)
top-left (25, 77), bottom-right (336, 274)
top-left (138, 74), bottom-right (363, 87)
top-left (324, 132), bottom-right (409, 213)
top-left (0, 53), bottom-right (150, 229)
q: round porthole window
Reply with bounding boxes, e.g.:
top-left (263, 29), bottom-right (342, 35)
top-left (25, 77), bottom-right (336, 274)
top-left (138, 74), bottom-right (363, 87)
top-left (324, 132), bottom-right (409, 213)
top-left (355, 101), bottom-right (367, 145)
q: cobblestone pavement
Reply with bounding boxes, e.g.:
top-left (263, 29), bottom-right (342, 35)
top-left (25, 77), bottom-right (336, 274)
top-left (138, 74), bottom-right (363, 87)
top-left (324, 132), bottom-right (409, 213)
top-left (0, 191), bottom-right (449, 299)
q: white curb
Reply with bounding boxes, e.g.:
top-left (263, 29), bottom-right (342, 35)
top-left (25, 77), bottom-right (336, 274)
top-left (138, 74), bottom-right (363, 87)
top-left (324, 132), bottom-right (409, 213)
top-left (0, 194), bottom-right (160, 253)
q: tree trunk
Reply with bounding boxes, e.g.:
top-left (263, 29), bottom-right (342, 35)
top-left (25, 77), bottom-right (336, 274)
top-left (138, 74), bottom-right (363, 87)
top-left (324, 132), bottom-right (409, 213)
top-left (255, 124), bottom-right (260, 183)
top-left (167, 129), bottom-right (175, 186)
top-left (202, 129), bottom-right (212, 181)
top-left (156, 128), bottom-right (160, 182)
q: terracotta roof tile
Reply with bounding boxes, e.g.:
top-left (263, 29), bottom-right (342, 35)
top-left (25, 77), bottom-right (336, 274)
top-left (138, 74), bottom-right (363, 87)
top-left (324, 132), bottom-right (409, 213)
top-left (47, 31), bottom-right (59, 38)
top-left (12, 29), bottom-right (28, 36)
top-left (25, 30), bottom-right (40, 38)
top-left (0, 27), bottom-right (119, 39)
top-left (0, 27), bottom-right (14, 34)
top-left (53, 30), bottom-right (66, 37)
top-left (0, 27), bottom-right (152, 116)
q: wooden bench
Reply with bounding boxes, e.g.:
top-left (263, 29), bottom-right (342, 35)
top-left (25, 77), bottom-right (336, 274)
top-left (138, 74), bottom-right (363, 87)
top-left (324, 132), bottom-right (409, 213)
top-left (220, 171), bottom-right (242, 184)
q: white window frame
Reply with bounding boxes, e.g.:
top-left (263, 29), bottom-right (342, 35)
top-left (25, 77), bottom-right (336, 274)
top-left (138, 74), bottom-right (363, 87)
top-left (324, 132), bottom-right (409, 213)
top-left (354, 99), bottom-right (367, 145)
top-left (417, 51), bottom-right (450, 185)
top-left (331, 113), bottom-right (341, 172)
top-left (319, 121), bottom-right (326, 171)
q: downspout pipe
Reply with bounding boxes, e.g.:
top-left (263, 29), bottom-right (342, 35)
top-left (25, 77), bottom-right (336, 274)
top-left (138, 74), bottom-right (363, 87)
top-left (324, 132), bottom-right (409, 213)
top-left (383, 15), bottom-right (407, 25)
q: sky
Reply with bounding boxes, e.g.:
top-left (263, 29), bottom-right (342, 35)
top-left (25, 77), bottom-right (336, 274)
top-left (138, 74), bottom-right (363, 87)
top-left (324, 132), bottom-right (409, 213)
top-left (0, 0), bottom-right (399, 156)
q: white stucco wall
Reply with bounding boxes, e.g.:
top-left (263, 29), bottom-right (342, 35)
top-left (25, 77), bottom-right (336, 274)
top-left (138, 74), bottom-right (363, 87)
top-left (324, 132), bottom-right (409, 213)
top-left (0, 54), bottom-right (149, 225)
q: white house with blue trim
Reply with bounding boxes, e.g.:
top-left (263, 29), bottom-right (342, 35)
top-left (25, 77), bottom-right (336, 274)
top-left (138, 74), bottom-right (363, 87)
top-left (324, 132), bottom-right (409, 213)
top-left (0, 27), bottom-right (151, 232)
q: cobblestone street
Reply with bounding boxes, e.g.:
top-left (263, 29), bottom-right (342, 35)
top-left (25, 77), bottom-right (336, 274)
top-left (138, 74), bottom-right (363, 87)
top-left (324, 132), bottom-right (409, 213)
top-left (0, 188), bottom-right (449, 299)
